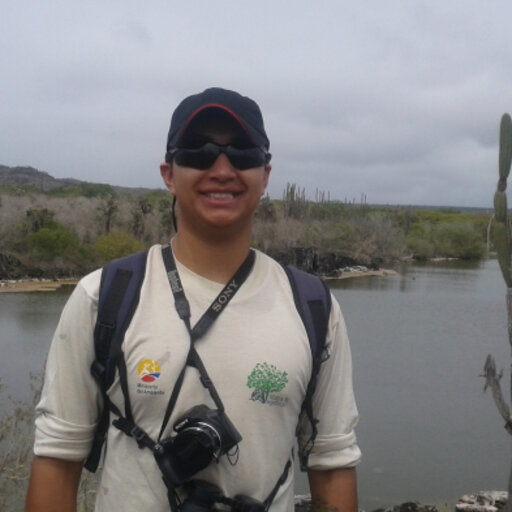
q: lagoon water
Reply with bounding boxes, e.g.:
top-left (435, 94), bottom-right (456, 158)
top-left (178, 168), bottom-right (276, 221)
top-left (1, 260), bottom-right (510, 510)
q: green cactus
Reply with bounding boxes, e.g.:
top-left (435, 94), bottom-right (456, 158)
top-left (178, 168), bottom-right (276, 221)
top-left (493, 114), bottom-right (512, 288)
top-left (485, 113), bottom-right (512, 511)
top-left (500, 113), bottom-right (512, 181)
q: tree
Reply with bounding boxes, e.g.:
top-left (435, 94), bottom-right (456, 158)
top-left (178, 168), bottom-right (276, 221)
top-left (130, 197), bottom-right (153, 238)
top-left (158, 197), bottom-right (174, 239)
top-left (22, 208), bottom-right (57, 233)
top-left (246, 362), bottom-right (288, 403)
top-left (98, 193), bottom-right (118, 234)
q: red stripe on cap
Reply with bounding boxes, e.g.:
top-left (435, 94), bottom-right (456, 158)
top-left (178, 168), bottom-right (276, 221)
top-left (177, 103), bottom-right (253, 145)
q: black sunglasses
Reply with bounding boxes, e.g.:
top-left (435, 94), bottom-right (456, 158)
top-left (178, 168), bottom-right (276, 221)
top-left (166, 142), bottom-right (271, 171)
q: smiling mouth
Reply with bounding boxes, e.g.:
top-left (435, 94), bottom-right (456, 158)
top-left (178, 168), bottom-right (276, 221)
top-left (206, 193), bottom-right (236, 200)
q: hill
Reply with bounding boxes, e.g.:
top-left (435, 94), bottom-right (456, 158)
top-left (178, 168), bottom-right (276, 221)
top-left (0, 165), bottom-right (156, 196)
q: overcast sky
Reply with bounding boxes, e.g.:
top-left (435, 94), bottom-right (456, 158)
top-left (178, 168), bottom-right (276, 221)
top-left (2, 1), bottom-right (512, 207)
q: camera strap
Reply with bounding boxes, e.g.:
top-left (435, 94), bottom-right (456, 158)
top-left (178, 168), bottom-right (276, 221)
top-left (159, 244), bottom-right (255, 440)
top-left (112, 246), bottom-right (254, 452)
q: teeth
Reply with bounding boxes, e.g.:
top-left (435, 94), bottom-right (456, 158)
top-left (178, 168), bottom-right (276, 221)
top-left (208, 193), bottom-right (234, 199)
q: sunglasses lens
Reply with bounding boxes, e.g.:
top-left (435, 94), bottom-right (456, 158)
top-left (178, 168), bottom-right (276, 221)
top-left (227, 147), bottom-right (267, 170)
top-left (174, 146), bottom-right (217, 170)
top-left (173, 144), bottom-right (268, 170)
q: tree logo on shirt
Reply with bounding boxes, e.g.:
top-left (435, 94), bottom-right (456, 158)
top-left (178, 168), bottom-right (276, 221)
top-left (246, 362), bottom-right (288, 405)
top-left (137, 359), bottom-right (161, 382)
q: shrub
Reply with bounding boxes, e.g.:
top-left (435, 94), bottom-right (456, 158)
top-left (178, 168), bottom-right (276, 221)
top-left (26, 226), bottom-right (84, 262)
top-left (93, 232), bottom-right (145, 263)
top-left (406, 236), bottom-right (436, 260)
top-left (432, 223), bottom-right (486, 260)
top-left (0, 377), bottom-right (98, 512)
top-left (0, 377), bottom-right (39, 512)
top-left (406, 223), bottom-right (486, 260)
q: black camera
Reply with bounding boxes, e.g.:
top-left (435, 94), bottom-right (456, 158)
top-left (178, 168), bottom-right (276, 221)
top-left (180, 480), bottom-right (222, 512)
top-left (181, 480), bottom-right (266, 512)
top-left (154, 405), bottom-right (242, 488)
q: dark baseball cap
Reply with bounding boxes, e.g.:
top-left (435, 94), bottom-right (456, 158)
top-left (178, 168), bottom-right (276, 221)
top-left (166, 87), bottom-right (270, 152)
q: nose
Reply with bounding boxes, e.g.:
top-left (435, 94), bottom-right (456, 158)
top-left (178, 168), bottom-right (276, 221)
top-left (207, 153), bottom-right (237, 180)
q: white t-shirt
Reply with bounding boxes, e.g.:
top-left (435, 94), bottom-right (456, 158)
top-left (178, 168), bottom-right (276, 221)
top-left (34, 245), bottom-right (361, 512)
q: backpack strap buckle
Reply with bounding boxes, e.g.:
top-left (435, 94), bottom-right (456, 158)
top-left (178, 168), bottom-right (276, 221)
top-left (90, 360), bottom-right (106, 382)
top-left (113, 417), bottom-right (155, 450)
top-left (130, 425), bottom-right (148, 444)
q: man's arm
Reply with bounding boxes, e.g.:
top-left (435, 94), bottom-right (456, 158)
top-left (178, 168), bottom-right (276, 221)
top-left (25, 456), bottom-right (83, 512)
top-left (308, 467), bottom-right (358, 512)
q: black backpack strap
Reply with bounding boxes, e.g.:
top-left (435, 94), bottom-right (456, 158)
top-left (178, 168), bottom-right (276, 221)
top-left (282, 265), bottom-right (331, 471)
top-left (84, 250), bottom-right (148, 472)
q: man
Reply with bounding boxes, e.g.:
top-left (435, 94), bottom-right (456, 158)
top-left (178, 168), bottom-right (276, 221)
top-left (25, 87), bottom-right (361, 512)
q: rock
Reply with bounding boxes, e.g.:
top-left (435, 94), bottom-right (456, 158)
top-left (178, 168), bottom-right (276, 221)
top-left (317, 252), bottom-right (360, 276)
top-left (294, 247), bottom-right (320, 274)
top-left (294, 494), bottom-right (312, 512)
top-left (0, 252), bottom-right (30, 280)
top-left (268, 248), bottom-right (363, 276)
top-left (295, 492), bottom-right (508, 512)
top-left (370, 502), bottom-right (439, 512)
top-left (294, 496), bottom-right (438, 512)
top-left (456, 491), bottom-right (508, 512)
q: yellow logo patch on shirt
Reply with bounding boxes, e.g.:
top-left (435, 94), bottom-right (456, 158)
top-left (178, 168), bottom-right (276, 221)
top-left (137, 359), bottom-right (161, 383)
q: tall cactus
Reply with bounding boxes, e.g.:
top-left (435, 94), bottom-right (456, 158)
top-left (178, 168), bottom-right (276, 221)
top-left (483, 113), bottom-right (512, 510)
top-left (494, 113), bottom-right (512, 287)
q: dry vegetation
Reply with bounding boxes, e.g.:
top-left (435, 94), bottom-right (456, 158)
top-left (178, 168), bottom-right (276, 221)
top-left (0, 182), bottom-right (490, 281)
top-left (0, 377), bottom-right (98, 512)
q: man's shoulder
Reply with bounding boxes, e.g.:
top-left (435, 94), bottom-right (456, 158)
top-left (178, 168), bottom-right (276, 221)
top-left (252, 248), bottom-right (281, 268)
top-left (251, 248), bottom-right (290, 288)
top-left (77, 267), bottom-right (102, 303)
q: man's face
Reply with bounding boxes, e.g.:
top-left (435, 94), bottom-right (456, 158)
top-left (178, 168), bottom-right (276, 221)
top-left (160, 113), bottom-right (271, 238)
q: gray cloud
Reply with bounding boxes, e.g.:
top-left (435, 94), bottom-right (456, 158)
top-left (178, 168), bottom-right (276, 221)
top-left (1, 0), bottom-right (511, 207)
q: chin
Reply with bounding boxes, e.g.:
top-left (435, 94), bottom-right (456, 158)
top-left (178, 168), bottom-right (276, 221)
top-left (203, 216), bottom-right (252, 233)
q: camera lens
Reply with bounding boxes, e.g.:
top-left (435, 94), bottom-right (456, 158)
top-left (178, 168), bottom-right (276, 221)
top-left (173, 424), bottom-right (221, 469)
top-left (155, 405), bottom-right (242, 488)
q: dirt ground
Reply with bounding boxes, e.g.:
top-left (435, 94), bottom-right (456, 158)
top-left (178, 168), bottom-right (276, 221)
top-left (0, 279), bottom-right (78, 293)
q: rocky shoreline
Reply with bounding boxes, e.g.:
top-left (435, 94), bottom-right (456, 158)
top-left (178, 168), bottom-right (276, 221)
top-left (0, 246), bottom-right (398, 285)
top-left (0, 266), bottom-right (396, 294)
top-left (455, 492), bottom-right (507, 512)
top-left (294, 491), bottom-right (507, 512)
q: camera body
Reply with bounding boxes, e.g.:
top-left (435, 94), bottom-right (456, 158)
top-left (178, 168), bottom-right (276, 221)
top-left (154, 404), bottom-right (242, 488)
top-left (181, 481), bottom-right (266, 512)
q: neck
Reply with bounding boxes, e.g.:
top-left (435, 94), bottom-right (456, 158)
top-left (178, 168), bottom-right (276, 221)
top-left (171, 230), bottom-right (253, 283)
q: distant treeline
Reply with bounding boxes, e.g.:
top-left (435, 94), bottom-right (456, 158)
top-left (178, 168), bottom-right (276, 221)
top-left (0, 181), bottom-right (491, 279)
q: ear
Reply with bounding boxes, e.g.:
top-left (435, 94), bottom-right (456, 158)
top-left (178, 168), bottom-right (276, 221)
top-left (160, 163), bottom-right (176, 195)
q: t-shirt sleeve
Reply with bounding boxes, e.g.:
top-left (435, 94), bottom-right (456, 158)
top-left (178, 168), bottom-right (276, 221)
top-left (300, 295), bottom-right (362, 469)
top-left (34, 271), bottom-right (103, 460)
